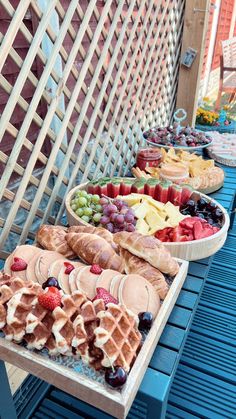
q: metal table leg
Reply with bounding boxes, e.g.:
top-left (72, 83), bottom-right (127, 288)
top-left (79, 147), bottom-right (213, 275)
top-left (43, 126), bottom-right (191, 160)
top-left (0, 360), bottom-right (17, 419)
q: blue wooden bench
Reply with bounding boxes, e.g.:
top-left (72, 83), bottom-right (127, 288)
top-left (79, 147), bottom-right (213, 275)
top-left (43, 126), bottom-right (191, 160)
top-left (1, 164), bottom-right (235, 419)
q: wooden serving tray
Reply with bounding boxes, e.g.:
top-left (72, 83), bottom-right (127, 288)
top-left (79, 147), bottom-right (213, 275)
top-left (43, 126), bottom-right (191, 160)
top-left (0, 259), bottom-right (188, 419)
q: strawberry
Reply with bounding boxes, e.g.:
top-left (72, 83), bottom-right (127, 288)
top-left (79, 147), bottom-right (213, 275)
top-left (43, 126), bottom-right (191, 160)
top-left (11, 257), bottom-right (27, 271)
top-left (38, 286), bottom-right (61, 311)
top-left (90, 264), bottom-right (103, 274)
top-left (193, 221), bottom-right (214, 240)
top-left (64, 262), bottom-right (75, 274)
top-left (93, 287), bottom-right (118, 305)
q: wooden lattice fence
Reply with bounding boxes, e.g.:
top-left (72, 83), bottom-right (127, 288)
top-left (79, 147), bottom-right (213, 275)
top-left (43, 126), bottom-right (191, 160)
top-left (0, 0), bottom-right (185, 260)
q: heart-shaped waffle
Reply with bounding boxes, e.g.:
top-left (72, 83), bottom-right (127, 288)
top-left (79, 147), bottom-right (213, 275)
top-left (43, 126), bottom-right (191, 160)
top-left (94, 303), bottom-right (142, 372)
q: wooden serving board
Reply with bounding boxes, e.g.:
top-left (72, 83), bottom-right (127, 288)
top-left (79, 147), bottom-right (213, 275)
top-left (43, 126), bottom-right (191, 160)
top-left (0, 259), bottom-right (188, 419)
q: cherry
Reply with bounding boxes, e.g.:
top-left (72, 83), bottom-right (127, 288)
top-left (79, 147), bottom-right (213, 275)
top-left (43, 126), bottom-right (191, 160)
top-left (105, 366), bottom-right (127, 388)
top-left (138, 312), bottom-right (153, 331)
top-left (42, 277), bottom-right (61, 290)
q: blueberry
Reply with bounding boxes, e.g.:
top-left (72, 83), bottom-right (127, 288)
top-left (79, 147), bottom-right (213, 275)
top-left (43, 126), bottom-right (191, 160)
top-left (197, 198), bottom-right (208, 210)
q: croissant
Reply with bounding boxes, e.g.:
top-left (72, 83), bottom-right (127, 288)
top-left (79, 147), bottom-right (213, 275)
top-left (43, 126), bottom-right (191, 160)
top-left (68, 225), bottom-right (118, 252)
top-left (120, 248), bottom-right (169, 299)
top-left (36, 225), bottom-right (76, 259)
top-left (66, 232), bottom-right (124, 272)
top-left (113, 231), bottom-right (179, 276)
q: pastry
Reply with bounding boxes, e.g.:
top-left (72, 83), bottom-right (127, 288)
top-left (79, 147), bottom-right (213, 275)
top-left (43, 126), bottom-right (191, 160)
top-left (68, 225), bottom-right (118, 252)
top-left (36, 225), bottom-right (76, 259)
top-left (94, 303), bottom-right (142, 372)
top-left (66, 232), bottom-right (124, 272)
top-left (120, 248), bottom-right (169, 299)
top-left (35, 251), bottom-right (66, 285)
top-left (118, 274), bottom-right (160, 317)
top-left (5, 245), bottom-right (42, 281)
top-left (96, 269), bottom-right (119, 291)
top-left (75, 266), bottom-right (100, 300)
top-left (114, 231), bottom-right (179, 276)
top-left (49, 260), bottom-right (85, 295)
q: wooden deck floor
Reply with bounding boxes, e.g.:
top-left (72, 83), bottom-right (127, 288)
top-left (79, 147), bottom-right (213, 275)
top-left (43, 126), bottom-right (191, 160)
top-left (6, 363), bottom-right (28, 394)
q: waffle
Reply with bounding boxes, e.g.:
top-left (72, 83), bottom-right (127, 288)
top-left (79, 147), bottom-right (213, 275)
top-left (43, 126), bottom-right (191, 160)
top-left (0, 273), bottom-right (33, 330)
top-left (51, 291), bottom-right (87, 355)
top-left (4, 283), bottom-right (42, 342)
top-left (72, 299), bottom-right (105, 368)
top-left (94, 303), bottom-right (142, 372)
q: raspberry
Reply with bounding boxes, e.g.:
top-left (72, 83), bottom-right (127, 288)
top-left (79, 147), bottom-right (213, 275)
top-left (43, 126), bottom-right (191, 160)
top-left (90, 264), bottom-right (102, 275)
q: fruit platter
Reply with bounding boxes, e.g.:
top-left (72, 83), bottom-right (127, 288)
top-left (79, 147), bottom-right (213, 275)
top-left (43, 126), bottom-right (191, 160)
top-left (65, 177), bottom-right (229, 261)
top-left (143, 124), bottom-right (213, 150)
top-left (133, 147), bottom-right (225, 194)
top-left (0, 224), bottom-right (188, 418)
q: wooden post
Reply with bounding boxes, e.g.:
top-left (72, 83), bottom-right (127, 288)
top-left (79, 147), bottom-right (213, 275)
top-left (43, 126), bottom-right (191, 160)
top-left (176, 0), bottom-right (210, 126)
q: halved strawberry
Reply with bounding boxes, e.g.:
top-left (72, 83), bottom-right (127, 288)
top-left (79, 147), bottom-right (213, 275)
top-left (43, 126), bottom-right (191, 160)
top-left (193, 221), bottom-right (213, 240)
top-left (93, 287), bottom-right (118, 306)
top-left (90, 264), bottom-right (103, 274)
top-left (11, 257), bottom-right (27, 271)
top-left (64, 262), bottom-right (75, 274)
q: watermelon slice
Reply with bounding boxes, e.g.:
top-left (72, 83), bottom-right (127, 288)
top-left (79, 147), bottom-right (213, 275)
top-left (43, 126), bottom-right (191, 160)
top-left (107, 178), bottom-right (121, 198)
top-left (131, 180), bottom-right (145, 195)
top-left (168, 184), bottom-right (182, 206)
top-left (180, 184), bottom-right (193, 204)
top-left (155, 180), bottom-right (171, 203)
top-left (87, 180), bottom-right (98, 194)
top-left (120, 178), bottom-right (134, 195)
top-left (145, 179), bottom-right (160, 198)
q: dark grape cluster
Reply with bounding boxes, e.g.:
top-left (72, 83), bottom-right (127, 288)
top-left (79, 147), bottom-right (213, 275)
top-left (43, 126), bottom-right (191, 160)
top-left (100, 197), bottom-right (136, 233)
top-left (143, 124), bottom-right (212, 148)
top-left (180, 198), bottom-right (224, 228)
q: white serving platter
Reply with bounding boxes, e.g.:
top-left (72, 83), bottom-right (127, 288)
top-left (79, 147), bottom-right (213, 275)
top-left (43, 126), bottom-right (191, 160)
top-left (146, 138), bottom-right (213, 151)
top-left (0, 259), bottom-right (188, 419)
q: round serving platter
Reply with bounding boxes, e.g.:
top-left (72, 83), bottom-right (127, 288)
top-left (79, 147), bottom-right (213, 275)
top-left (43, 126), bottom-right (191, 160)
top-left (66, 180), bottom-right (230, 262)
top-left (146, 138), bottom-right (213, 151)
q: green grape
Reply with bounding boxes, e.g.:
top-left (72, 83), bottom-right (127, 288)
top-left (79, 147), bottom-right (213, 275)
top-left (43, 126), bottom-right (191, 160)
top-left (71, 204), bottom-right (77, 211)
top-left (90, 203), bottom-right (96, 210)
top-left (81, 215), bottom-right (90, 223)
top-left (71, 198), bottom-right (77, 204)
top-left (77, 197), bottom-right (87, 207)
top-left (76, 208), bottom-right (84, 217)
top-left (80, 190), bottom-right (88, 198)
top-left (83, 207), bottom-right (93, 216)
top-left (93, 213), bottom-right (102, 223)
top-left (75, 190), bottom-right (82, 197)
top-left (95, 204), bottom-right (103, 213)
top-left (91, 194), bottom-right (100, 204)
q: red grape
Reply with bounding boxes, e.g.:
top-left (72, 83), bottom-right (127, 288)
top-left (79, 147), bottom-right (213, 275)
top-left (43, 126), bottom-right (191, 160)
top-left (106, 223), bottom-right (114, 232)
top-left (100, 215), bottom-right (110, 225)
top-left (116, 214), bottom-right (125, 224)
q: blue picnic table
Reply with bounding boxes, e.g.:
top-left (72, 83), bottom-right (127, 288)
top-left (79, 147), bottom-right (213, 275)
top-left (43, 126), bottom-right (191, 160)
top-left (0, 164), bottom-right (235, 419)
